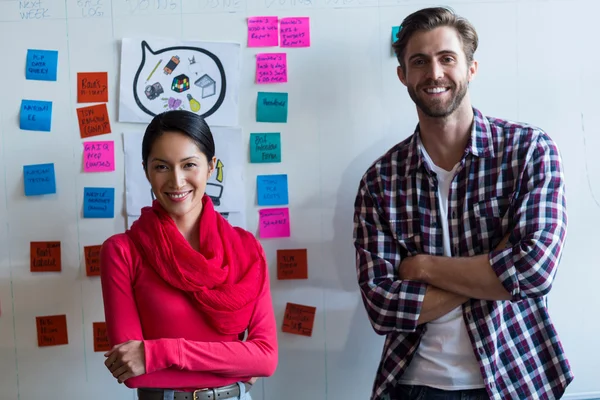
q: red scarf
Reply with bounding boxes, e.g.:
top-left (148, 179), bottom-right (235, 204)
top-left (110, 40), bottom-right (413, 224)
top-left (126, 195), bottom-right (265, 335)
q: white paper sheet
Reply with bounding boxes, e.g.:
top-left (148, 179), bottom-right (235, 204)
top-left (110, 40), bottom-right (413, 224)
top-left (123, 127), bottom-right (245, 216)
top-left (118, 38), bottom-right (240, 127)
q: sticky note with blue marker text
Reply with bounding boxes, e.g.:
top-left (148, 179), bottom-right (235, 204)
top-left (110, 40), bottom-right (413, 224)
top-left (20, 100), bottom-right (52, 131)
top-left (257, 92), bottom-right (288, 123)
top-left (23, 163), bottom-right (56, 196)
top-left (250, 133), bottom-right (281, 163)
top-left (257, 174), bottom-right (288, 206)
top-left (83, 187), bottom-right (115, 218)
top-left (26, 49), bottom-right (58, 81)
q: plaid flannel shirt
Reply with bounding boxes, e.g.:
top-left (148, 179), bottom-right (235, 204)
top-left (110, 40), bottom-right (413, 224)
top-left (353, 108), bottom-right (573, 400)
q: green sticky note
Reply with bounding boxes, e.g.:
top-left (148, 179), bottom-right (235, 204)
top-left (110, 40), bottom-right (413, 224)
top-left (257, 92), bottom-right (288, 123)
top-left (392, 26), bottom-right (401, 43)
top-left (250, 133), bottom-right (281, 163)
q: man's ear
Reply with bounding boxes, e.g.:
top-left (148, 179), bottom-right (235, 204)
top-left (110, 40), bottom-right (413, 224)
top-left (467, 59), bottom-right (478, 83)
top-left (397, 66), bottom-right (408, 86)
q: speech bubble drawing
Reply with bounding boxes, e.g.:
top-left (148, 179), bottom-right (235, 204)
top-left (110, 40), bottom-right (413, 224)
top-left (132, 41), bottom-right (227, 120)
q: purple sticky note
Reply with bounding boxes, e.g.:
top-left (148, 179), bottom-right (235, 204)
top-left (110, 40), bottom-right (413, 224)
top-left (256, 53), bottom-right (287, 84)
top-left (83, 141), bottom-right (115, 172)
top-left (248, 16), bottom-right (279, 47)
top-left (259, 207), bottom-right (290, 238)
top-left (280, 17), bottom-right (310, 48)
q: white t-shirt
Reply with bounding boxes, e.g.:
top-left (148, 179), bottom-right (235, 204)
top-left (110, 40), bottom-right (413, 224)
top-left (398, 143), bottom-right (485, 390)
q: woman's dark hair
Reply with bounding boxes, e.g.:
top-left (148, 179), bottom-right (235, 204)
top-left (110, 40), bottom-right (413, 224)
top-left (142, 110), bottom-right (215, 170)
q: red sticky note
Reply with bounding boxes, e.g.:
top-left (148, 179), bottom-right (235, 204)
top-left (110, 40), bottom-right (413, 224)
top-left (282, 303), bottom-right (316, 337)
top-left (76, 104), bottom-right (111, 138)
top-left (36, 315), bottom-right (68, 347)
top-left (93, 322), bottom-right (110, 352)
top-left (256, 53), bottom-right (287, 84)
top-left (30, 241), bottom-right (61, 272)
top-left (277, 249), bottom-right (308, 280)
top-left (259, 207), bottom-right (290, 238)
top-left (84, 245), bottom-right (102, 276)
top-left (248, 16), bottom-right (279, 47)
top-left (83, 141), bottom-right (114, 172)
top-left (77, 72), bottom-right (108, 103)
top-left (280, 17), bottom-right (310, 48)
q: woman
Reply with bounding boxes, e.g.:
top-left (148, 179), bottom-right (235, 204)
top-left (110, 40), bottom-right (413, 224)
top-left (100, 110), bottom-right (277, 400)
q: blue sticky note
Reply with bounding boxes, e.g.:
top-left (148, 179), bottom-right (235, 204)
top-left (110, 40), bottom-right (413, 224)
top-left (257, 92), bottom-right (288, 123)
top-left (26, 49), bottom-right (58, 81)
top-left (257, 174), bottom-right (289, 206)
top-left (20, 100), bottom-right (52, 132)
top-left (23, 163), bottom-right (56, 196)
top-left (250, 133), bottom-right (281, 163)
top-left (392, 26), bottom-right (401, 43)
top-left (83, 187), bottom-right (115, 218)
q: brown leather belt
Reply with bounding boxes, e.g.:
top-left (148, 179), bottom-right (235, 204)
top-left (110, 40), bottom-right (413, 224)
top-left (138, 383), bottom-right (251, 400)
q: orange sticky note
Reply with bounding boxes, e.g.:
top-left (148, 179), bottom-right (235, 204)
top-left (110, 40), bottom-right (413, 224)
top-left (282, 302), bottom-right (316, 337)
top-left (76, 104), bottom-right (111, 138)
top-left (93, 322), bottom-right (110, 352)
top-left (77, 72), bottom-right (108, 103)
top-left (277, 249), bottom-right (307, 280)
top-left (36, 315), bottom-right (68, 347)
top-left (30, 241), bottom-right (61, 272)
top-left (84, 245), bottom-right (101, 276)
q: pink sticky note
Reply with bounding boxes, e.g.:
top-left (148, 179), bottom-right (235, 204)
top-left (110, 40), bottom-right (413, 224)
top-left (248, 16), bottom-right (279, 47)
top-left (259, 208), bottom-right (290, 238)
top-left (256, 53), bottom-right (287, 84)
top-left (280, 17), bottom-right (310, 48)
top-left (83, 141), bottom-right (115, 172)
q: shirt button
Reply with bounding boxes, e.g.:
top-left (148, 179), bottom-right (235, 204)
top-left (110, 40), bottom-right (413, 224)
top-left (452, 211), bottom-right (456, 218)
top-left (489, 382), bottom-right (495, 388)
top-left (432, 221), bottom-right (437, 228)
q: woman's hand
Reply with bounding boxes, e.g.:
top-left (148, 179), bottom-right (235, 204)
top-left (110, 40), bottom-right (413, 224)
top-left (104, 340), bottom-right (146, 383)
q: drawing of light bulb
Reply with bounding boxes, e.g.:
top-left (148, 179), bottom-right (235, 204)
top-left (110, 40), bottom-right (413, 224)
top-left (187, 94), bottom-right (201, 112)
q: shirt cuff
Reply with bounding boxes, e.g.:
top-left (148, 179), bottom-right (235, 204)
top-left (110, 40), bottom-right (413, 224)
top-left (489, 247), bottom-right (522, 301)
top-left (397, 280), bottom-right (427, 331)
top-left (144, 338), bottom-right (181, 373)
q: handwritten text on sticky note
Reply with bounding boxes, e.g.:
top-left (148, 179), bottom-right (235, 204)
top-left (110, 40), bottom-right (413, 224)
top-left (250, 133), bottom-right (281, 163)
top-left (257, 174), bottom-right (288, 206)
top-left (277, 249), bottom-right (308, 280)
top-left (78, 72), bottom-right (108, 103)
top-left (83, 141), bottom-right (114, 172)
top-left (84, 245), bottom-right (102, 276)
top-left (282, 302), bottom-right (316, 336)
top-left (259, 207), bottom-right (290, 238)
top-left (36, 315), bottom-right (68, 347)
top-left (31, 241), bottom-right (61, 272)
top-left (248, 16), bottom-right (279, 47)
top-left (23, 163), bottom-right (56, 196)
top-left (256, 53), bottom-right (287, 84)
top-left (26, 49), bottom-right (58, 81)
top-left (20, 100), bottom-right (52, 131)
top-left (83, 187), bottom-right (115, 218)
top-left (93, 322), bottom-right (110, 352)
top-left (257, 92), bottom-right (288, 123)
top-left (77, 104), bottom-right (111, 138)
top-left (280, 17), bottom-right (310, 47)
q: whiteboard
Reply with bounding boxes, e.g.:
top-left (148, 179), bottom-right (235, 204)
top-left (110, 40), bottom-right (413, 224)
top-left (0, 0), bottom-right (599, 399)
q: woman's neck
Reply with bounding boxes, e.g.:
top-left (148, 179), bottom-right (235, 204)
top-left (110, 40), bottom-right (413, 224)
top-left (172, 205), bottom-right (202, 251)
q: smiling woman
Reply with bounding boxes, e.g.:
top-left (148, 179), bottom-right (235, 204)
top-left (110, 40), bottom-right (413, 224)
top-left (99, 110), bottom-right (278, 400)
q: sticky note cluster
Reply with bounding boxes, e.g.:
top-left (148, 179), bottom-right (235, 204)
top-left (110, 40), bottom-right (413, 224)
top-left (248, 17), bottom-right (311, 48)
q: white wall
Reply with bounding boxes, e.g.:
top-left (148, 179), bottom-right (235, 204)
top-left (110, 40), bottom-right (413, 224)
top-left (0, 0), bottom-right (598, 399)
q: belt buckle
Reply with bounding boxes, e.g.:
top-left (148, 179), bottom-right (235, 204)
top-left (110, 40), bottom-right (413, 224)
top-left (193, 388), bottom-right (215, 400)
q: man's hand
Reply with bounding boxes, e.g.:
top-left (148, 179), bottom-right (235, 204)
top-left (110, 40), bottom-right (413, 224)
top-left (104, 340), bottom-right (146, 384)
top-left (398, 254), bottom-right (431, 281)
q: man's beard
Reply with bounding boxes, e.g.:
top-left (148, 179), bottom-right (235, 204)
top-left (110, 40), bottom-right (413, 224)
top-left (408, 78), bottom-right (468, 118)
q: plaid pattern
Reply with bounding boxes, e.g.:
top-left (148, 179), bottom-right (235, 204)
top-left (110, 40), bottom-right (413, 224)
top-left (353, 109), bottom-right (573, 400)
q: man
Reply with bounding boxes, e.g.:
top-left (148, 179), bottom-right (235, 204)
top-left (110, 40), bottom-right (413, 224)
top-left (353, 7), bottom-right (572, 400)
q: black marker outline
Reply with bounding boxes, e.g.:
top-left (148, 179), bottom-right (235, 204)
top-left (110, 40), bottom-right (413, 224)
top-left (133, 40), bottom-right (227, 119)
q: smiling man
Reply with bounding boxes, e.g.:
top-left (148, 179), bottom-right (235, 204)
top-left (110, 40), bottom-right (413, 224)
top-left (353, 7), bottom-right (572, 400)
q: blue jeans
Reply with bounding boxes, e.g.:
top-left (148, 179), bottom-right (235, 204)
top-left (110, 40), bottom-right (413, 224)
top-left (395, 385), bottom-right (489, 400)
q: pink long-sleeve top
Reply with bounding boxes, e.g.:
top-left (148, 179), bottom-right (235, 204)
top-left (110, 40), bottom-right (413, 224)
top-left (99, 233), bottom-right (278, 390)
